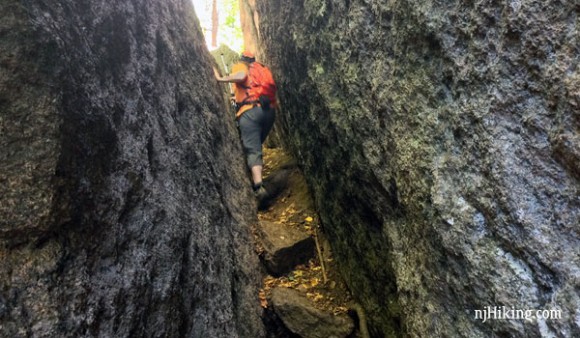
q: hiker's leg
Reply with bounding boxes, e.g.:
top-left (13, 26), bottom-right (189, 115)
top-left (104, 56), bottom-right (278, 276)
top-left (260, 108), bottom-right (276, 143)
top-left (254, 107), bottom-right (274, 185)
top-left (251, 165), bottom-right (263, 186)
top-left (238, 107), bottom-right (264, 186)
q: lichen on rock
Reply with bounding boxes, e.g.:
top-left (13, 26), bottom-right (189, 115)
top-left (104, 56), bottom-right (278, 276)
top-left (254, 0), bottom-right (580, 337)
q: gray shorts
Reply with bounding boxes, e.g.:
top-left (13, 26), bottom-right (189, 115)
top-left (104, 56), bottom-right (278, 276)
top-left (238, 106), bottom-right (275, 168)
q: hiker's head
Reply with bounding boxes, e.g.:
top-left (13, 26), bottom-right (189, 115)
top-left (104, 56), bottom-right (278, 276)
top-left (241, 50), bottom-right (255, 63)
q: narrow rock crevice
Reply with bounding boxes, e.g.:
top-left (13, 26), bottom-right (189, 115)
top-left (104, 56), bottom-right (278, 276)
top-left (247, 0), bottom-right (580, 337)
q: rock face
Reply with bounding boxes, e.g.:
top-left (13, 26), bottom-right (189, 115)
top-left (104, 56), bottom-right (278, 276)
top-left (0, 1), bottom-right (264, 337)
top-left (255, 0), bottom-right (579, 337)
top-left (269, 287), bottom-right (354, 338)
top-left (258, 220), bottom-right (315, 276)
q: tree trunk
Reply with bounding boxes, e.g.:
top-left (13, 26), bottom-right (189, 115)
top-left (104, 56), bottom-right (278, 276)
top-left (211, 0), bottom-right (218, 47)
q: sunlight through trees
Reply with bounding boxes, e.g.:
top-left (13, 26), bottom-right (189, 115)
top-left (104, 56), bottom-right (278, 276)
top-left (192, 0), bottom-right (243, 52)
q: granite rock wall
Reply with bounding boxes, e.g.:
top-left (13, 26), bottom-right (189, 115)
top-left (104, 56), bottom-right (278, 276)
top-left (0, 1), bottom-right (264, 337)
top-left (254, 0), bottom-right (579, 336)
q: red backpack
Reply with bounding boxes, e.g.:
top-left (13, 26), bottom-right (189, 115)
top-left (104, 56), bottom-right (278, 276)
top-left (243, 62), bottom-right (277, 109)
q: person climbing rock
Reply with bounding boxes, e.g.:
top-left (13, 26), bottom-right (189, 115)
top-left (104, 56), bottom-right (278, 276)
top-left (214, 50), bottom-right (277, 205)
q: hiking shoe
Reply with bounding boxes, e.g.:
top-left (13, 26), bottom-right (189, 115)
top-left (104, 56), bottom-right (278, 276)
top-left (255, 185), bottom-right (268, 200)
top-left (255, 185), bottom-right (269, 209)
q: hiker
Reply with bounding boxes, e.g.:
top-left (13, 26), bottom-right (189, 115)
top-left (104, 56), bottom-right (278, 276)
top-left (214, 50), bottom-right (277, 201)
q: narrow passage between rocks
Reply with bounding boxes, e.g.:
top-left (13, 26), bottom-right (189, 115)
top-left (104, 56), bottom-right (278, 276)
top-left (252, 147), bottom-right (367, 338)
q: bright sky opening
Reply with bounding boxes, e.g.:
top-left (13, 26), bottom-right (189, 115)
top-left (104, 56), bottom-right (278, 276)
top-left (192, 0), bottom-right (243, 52)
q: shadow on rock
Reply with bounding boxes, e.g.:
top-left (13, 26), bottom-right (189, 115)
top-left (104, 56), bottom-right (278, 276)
top-left (259, 166), bottom-right (294, 210)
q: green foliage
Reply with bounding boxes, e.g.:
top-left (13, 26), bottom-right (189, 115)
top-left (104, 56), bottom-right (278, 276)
top-left (219, 0), bottom-right (243, 52)
top-left (193, 0), bottom-right (243, 52)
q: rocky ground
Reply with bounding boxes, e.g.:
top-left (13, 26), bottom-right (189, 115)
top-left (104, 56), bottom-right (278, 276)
top-left (253, 147), bottom-right (362, 338)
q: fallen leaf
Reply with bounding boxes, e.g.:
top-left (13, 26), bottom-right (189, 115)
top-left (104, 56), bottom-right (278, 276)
top-left (259, 289), bottom-right (268, 308)
top-left (305, 216), bottom-right (313, 222)
top-left (313, 293), bottom-right (324, 302)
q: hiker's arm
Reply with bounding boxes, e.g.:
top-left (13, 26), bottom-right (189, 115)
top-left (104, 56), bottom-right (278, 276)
top-left (215, 69), bottom-right (246, 83)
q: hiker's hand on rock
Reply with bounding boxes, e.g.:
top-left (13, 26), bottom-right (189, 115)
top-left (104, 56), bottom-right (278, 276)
top-left (213, 67), bottom-right (222, 80)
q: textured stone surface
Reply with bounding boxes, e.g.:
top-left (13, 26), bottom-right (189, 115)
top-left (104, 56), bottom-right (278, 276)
top-left (255, 0), bottom-right (579, 337)
top-left (210, 43), bottom-right (240, 77)
top-left (258, 220), bottom-right (315, 276)
top-left (0, 0), bottom-right (61, 240)
top-left (269, 287), bottom-right (354, 338)
top-left (0, 1), bottom-right (264, 337)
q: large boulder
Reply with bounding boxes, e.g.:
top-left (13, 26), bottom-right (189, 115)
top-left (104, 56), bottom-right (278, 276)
top-left (269, 287), bottom-right (354, 338)
top-left (257, 220), bottom-right (315, 276)
top-left (255, 0), bottom-right (579, 337)
top-left (0, 1), bottom-right (263, 337)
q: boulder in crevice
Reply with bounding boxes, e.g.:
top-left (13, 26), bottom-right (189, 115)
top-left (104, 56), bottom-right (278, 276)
top-left (269, 287), bottom-right (355, 338)
top-left (258, 220), bottom-right (315, 276)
